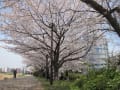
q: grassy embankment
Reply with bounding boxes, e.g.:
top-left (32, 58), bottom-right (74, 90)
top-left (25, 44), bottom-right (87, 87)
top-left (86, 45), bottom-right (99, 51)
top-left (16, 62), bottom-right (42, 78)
top-left (0, 73), bottom-right (13, 80)
top-left (0, 73), bottom-right (26, 80)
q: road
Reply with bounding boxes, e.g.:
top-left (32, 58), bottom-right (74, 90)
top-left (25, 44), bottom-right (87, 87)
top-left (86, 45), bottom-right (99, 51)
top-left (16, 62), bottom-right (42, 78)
top-left (0, 76), bottom-right (43, 90)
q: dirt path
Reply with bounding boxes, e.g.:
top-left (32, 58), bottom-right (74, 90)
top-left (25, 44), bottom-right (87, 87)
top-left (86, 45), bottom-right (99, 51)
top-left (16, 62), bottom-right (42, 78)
top-left (0, 76), bottom-right (44, 90)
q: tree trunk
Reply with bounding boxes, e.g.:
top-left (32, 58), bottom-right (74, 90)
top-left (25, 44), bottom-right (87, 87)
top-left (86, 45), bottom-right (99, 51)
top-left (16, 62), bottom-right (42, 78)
top-left (54, 66), bottom-right (59, 80)
top-left (45, 55), bottom-right (49, 80)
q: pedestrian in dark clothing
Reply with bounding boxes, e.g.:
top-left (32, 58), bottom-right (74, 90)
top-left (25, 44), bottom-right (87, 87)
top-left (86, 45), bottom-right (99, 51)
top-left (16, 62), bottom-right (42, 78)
top-left (13, 69), bottom-right (17, 78)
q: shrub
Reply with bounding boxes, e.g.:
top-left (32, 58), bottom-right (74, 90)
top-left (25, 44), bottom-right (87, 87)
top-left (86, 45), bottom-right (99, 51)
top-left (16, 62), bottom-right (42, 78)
top-left (68, 73), bottom-right (81, 81)
top-left (82, 74), bottom-right (107, 90)
top-left (74, 75), bottom-right (87, 88)
top-left (107, 74), bottom-right (120, 90)
top-left (73, 68), bottom-right (120, 90)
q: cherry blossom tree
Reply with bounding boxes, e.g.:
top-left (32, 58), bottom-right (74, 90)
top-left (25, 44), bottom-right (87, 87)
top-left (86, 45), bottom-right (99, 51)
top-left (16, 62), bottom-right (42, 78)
top-left (80, 0), bottom-right (120, 36)
top-left (0, 0), bottom-right (105, 84)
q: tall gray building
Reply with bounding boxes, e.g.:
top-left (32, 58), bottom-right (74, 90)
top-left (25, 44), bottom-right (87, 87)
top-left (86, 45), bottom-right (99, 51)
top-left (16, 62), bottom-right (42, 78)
top-left (86, 37), bottom-right (108, 69)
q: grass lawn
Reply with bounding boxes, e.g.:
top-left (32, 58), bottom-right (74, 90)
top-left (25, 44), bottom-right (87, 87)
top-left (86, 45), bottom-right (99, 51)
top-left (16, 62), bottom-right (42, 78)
top-left (0, 73), bottom-right (13, 80)
top-left (39, 78), bottom-right (72, 90)
top-left (0, 73), bottom-right (26, 80)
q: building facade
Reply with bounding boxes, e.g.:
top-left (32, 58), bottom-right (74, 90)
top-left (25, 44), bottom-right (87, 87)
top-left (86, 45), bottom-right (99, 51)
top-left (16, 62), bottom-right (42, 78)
top-left (86, 37), bottom-right (108, 69)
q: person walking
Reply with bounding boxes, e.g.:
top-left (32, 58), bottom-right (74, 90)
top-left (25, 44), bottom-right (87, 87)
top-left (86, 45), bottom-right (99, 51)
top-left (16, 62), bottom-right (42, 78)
top-left (13, 69), bottom-right (17, 78)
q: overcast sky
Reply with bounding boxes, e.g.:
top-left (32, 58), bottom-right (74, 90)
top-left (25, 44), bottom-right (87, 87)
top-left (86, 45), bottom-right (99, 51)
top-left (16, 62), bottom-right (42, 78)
top-left (0, 47), bottom-right (25, 68)
top-left (0, 31), bottom-right (25, 68)
top-left (0, 42), bottom-right (25, 68)
top-left (106, 32), bottom-right (120, 55)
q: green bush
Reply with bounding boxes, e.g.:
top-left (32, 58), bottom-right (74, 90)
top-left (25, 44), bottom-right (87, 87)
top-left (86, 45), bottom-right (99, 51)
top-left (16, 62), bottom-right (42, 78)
top-left (68, 73), bottom-right (81, 81)
top-left (107, 74), bottom-right (120, 90)
top-left (105, 68), bottom-right (117, 79)
top-left (82, 75), bottom-right (107, 90)
top-left (73, 68), bottom-right (120, 90)
top-left (70, 85), bottom-right (80, 90)
top-left (74, 75), bottom-right (87, 88)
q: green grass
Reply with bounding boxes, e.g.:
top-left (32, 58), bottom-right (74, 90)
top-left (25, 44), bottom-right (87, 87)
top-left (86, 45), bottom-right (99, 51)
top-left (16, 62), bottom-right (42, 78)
top-left (38, 78), bottom-right (71, 90)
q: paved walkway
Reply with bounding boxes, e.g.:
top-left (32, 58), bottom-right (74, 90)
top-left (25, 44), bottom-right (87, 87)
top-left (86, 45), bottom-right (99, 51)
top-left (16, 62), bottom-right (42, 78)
top-left (0, 76), bottom-right (44, 90)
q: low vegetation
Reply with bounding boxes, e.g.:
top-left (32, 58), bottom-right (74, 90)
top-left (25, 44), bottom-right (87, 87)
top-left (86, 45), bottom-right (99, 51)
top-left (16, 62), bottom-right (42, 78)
top-left (74, 68), bottom-right (120, 90)
top-left (38, 67), bottom-right (120, 90)
top-left (39, 78), bottom-right (70, 90)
